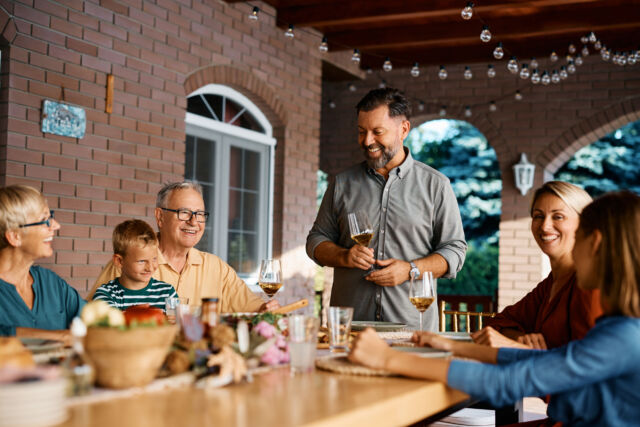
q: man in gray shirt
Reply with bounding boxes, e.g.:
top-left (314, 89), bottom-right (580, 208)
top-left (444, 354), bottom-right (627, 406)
top-left (306, 88), bottom-right (467, 331)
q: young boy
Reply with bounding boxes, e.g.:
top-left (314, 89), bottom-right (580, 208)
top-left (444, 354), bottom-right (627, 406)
top-left (93, 219), bottom-right (178, 312)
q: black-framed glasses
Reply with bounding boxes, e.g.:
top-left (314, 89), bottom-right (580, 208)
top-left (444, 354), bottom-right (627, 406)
top-left (20, 210), bottom-right (55, 228)
top-left (160, 207), bottom-right (209, 223)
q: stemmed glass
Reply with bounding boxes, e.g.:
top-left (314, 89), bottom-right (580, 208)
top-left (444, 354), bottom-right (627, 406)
top-left (348, 211), bottom-right (375, 274)
top-left (258, 259), bottom-right (283, 301)
top-left (409, 271), bottom-right (435, 331)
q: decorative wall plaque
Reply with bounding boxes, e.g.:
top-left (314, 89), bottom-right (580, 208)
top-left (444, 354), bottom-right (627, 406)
top-left (41, 100), bottom-right (86, 139)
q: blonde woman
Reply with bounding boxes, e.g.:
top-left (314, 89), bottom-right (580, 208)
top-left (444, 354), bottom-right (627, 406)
top-left (350, 191), bottom-right (640, 426)
top-left (0, 185), bottom-right (85, 344)
top-left (473, 181), bottom-right (602, 349)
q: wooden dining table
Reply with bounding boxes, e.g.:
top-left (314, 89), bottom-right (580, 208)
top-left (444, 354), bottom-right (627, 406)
top-left (59, 365), bottom-right (471, 427)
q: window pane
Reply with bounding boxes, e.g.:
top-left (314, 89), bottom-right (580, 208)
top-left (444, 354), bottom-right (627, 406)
top-left (229, 146), bottom-right (242, 188)
top-left (225, 98), bottom-right (243, 123)
top-left (202, 94), bottom-right (223, 121)
top-left (187, 96), bottom-right (212, 119)
top-left (196, 183), bottom-right (214, 253)
top-left (185, 135), bottom-right (195, 179)
top-left (237, 111), bottom-right (265, 134)
top-left (228, 189), bottom-right (242, 230)
top-left (195, 137), bottom-right (215, 183)
top-left (243, 233), bottom-right (258, 274)
top-left (227, 232), bottom-right (257, 275)
top-left (243, 192), bottom-right (258, 231)
top-left (244, 150), bottom-right (260, 191)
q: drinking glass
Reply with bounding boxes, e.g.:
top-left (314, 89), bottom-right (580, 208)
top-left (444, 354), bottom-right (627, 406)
top-left (288, 315), bottom-right (320, 374)
top-left (258, 259), bottom-right (283, 300)
top-left (409, 271), bottom-right (435, 331)
top-left (165, 297), bottom-right (189, 325)
top-left (347, 211), bottom-right (376, 274)
top-left (327, 306), bottom-right (354, 353)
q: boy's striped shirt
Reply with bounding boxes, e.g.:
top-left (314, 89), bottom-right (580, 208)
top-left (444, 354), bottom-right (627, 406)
top-left (92, 277), bottom-right (177, 312)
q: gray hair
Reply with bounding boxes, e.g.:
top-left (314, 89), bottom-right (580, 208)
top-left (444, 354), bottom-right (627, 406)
top-left (156, 181), bottom-right (204, 208)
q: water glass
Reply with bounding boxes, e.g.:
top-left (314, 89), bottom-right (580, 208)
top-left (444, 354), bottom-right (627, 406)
top-left (288, 315), bottom-right (320, 374)
top-left (327, 306), bottom-right (354, 353)
top-left (165, 297), bottom-right (189, 325)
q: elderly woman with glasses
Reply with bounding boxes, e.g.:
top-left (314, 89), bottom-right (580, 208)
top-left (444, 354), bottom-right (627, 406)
top-left (0, 185), bottom-right (85, 344)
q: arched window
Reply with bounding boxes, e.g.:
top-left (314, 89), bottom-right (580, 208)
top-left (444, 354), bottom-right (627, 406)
top-left (185, 84), bottom-right (275, 287)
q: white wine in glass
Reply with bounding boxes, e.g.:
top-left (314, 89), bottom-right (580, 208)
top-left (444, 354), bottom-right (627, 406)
top-left (409, 271), bottom-right (435, 331)
top-left (258, 259), bottom-right (282, 300)
top-left (348, 211), bottom-right (376, 273)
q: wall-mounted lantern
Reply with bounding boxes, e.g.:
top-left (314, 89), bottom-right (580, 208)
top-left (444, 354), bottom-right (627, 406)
top-left (513, 153), bottom-right (535, 196)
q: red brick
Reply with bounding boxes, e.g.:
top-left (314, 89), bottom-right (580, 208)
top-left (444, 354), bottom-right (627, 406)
top-left (15, 4), bottom-right (50, 27)
top-left (74, 238), bottom-right (104, 251)
top-left (48, 44), bottom-right (82, 64)
top-left (57, 251), bottom-right (89, 264)
top-left (106, 189), bottom-right (133, 202)
top-left (120, 202), bottom-right (147, 216)
top-left (84, 2), bottom-right (113, 21)
top-left (44, 154), bottom-right (75, 169)
top-left (99, 21), bottom-right (127, 41)
top-left (90, 226), bottom-right (116, 240)
top-left (92, 175), bottom-right (120, 189)
top-left (68, 10), bottom-right (99, 31)
top-left (91, 200), bottom-right (119, 214)
top-left (59, 197), bottom-right (91, 212)
top-left (75, 212), bottom-right (106, 226)
top-left (81, 54), bottom-right (111, 73)
top-left (120, 178), bottom-right (147, 192)
top-left (107, 164), bottom-right (135, 179)
top-left (60, 170), bottom-right (92, 184)
top-left (32, 25), bottom-right (66, 47)
top-left (42, 181), bottom-right (75, 196)
top-left (67, 38), bottom-right (98, 56)
top-left (50, 16), bottom-right (83, 38)
top-left (77, 185), bottom-right (106, 200)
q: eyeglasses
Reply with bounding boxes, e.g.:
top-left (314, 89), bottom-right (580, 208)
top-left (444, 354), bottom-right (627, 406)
top-left (160, 207), bottom-right (209, 223)
top-left (20, 210), bottom-right (55, 228)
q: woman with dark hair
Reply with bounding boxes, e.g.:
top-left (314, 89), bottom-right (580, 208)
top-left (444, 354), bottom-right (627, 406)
top-left (350, 191), bottom-right (640, 426)
top-left (0, 185), bottom-right (85, 344)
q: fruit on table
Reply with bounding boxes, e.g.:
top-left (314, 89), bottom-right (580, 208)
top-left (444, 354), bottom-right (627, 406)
top-left (81, 300), bottom-right (125, 327)
top-left (123, 305), bottom-right (166, 327)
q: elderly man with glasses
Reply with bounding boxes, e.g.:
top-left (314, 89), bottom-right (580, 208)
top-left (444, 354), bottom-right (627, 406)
top-left (90, 182), bottom-right (278, 313)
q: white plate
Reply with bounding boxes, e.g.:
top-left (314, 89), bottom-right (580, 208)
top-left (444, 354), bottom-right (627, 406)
top-left (393, 346), bottom-right (452, 358)
top-left (18, 338), bottom-right (64, 354)
top-left (438, 331), bottom-right (472, 341)
top-left (351, 321), bottom-right (407, 332)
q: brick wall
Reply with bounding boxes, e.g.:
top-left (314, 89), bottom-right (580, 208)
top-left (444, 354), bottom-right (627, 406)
top-left (0, 0), bottom-right (322, 305)
top-left (320, 58), bottom-right (640, 309)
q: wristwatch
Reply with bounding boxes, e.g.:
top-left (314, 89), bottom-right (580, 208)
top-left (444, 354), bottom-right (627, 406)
top-left (409, 261), bottom-right (420, 280)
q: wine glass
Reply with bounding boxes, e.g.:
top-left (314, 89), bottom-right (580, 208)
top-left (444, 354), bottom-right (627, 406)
top-left (409, 271), bottom-right (435, 331)
top-left (347, 211), bottom-right (375, 274)
top-left (258, 259), bottom-right (282, 301)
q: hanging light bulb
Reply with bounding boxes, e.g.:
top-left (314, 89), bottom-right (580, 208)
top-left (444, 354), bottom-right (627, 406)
top-left (519, 63), bottom-right (530, 79)
top-left (438, 65), bottom-right (448, 80)
top-left (487, 64), bottom-right (496, 78)
top-left (581, 45), bottom-right (589, 56)
top-left (568, 43), bottom-right (576, 54)
top-left (410, 62), bottom-right (420, 77)
top-left (351, 49), bottom-right (361, 64)
top-left (550, 51), bottom-right (558, 62)
top-left (628, 52), bottom-right (637, 66)
top-left (366, 66), bottom-right (373, 74)
top-left (541, 71), bottom-right (551, 85)
top-left (417, 101), bottom-right (425, 112)
top-left (464, 106), bottom-right (472, 118)
top-left (382, 57), bottom-right (393, 72)
top-left (601, 48), bottom-right (611, 61)
top-left (551, 70), bottom-right (560, 84)
top-left (348, 83), bottom-right (356, 92)
top-left (378, 79), bottom-right (387, 89)
top-left (328, 100), bottom-right (336, 109)
top-left (594, 40), bottom-right (602, 50)
top-left (619, 52), bottom-right (628, 66)
top-left (464, 66), bottom-right (473, 80)
top-left (318, 36), bottom-right (329, 52)
top-left (580, 34), bottom-right (589, 44)
top-left (439, 105), bottom-right (447, 117)
top-left (635, 49), bottom-right (640, 62)
top-left (514, 90), bottom-right (523, 101)
top-left (461, 2), bottom-right (474, 20)
top-left (284, 24), bottom-right (295, 38)
top-left (574, 54), bottom-right (583, 66)
top-left (531, 69), bottom-right (541, 84)
top-left (559, 66), bottom-right (568, 79)
top-left (565, 54), bottom-right (574, 62)
top-left (507, 56), bottom-right (519, 74)
top-left (489, 101), bottom-right (497, 112)
top-left (248, 6), bottom-right (259, 20)
top-left (493, 42), bottom-right (504, 60)
top-left (589, 31), bottom-right (597, 43)
top-left (480, 25), bottom-right (492, 43)
top-left (612, 51), bottom-right (620, 65)
top-left (567, 61), bottom-right (576, 74)
top-left (530, 57), bottom-right (539, 69)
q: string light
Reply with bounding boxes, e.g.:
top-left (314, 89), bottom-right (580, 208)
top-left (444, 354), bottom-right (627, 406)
top-left (530, 58), bottom-right (539, 69)
top-left (284, 24), bottom-right (295, 38)
top-left (439, 105), bottom-right (447, 117)
top-left (348, 83), bottom-right (356, 92)
top-left (575, 54), bottom-right (583, 66)
top-left (319, 36), bottom-right (328, 52)
top-left (464, 106), bottom-right (472, 117)
top-left (559, 66), bottom-right (568, 79)
top-left (438, 65), bottom-right (448, 80)
top-left (628, 52), bottom-right (637, 66)
top-left (519, 63), bottom-right (530, 79)
top-left (489, 101), bottom-right (497, 112)
top-left (514, 90), bottom-right (523, 101)
top-left (565, 54), bottom-right (574, 62)
top-left (541, 71), bottom-right (551, 85)
top-left (480, 25), bottom-right (492, 43)
top-left (461, 2), bottom-right (474, 20)
top-left (382, 57), bottom-right (393, 72)
top-left (567, 61), bottom-right (576, 73)
top-left (248, 6), bottom-right (259, 20)
top-left (580, 34), bottom-right (589, 44)
top-left (589, 31), bottom-right (597, 43)
top-left (594, 40), bottom-right (602, 50)
top-left (531, 69), bottom-right (540, 84)
top-left (601, 48), bottom-right (611, 61)
top-left (410, 62), bottom-right (420, 77)
top-left (493, 42), bottom-right (504, 60)
top-left (351, 49), bottom-right (361, 64)
top-left (328, 100), bottom-right (336, 109)
top-left (378, 79), bottom-right (387, 88)
top-left (581, 45), bottom-right (589, 56)
top-left (487, 64), bottom-right (496, 78)
top-left (366, 66), bottom-right (373, 74)
top-left (507, 56), bottom-right (519, 73)
top-left (417, 101), bottom-right (425, 112)
top-left (464, 66), bottom-right (473, 80)
top-left (568, 43), bottom-right (576, 54)
top-left (551, 70), bottom-right (561, 84)
top-left (550, 51), bottom-right (558, 62)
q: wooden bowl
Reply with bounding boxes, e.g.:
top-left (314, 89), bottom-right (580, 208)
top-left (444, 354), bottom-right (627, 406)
top-left (84, 325), bottom-right (178, 389)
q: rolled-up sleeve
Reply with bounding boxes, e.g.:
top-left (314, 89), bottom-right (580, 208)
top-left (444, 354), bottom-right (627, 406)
top-left (431, 180), bottom-right (467, 278)
top-left (306, 179), bottom-right (339, 265)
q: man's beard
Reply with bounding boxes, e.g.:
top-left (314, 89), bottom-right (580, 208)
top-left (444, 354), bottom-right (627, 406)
top-left (363, 143), bottom-right (399, 170)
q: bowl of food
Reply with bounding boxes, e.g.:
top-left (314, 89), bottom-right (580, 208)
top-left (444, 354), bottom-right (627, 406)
top-left (82, 301), bottom-right (178, 389)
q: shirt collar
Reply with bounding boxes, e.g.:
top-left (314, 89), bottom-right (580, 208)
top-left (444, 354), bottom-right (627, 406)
top-left (156, 242), bottom-right (204, 266)
top-left (365, 146), bottom-right (414, 179)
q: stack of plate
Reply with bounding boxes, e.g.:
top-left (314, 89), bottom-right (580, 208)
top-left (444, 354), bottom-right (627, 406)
top-left (0, 377), bottom-right (67, 427)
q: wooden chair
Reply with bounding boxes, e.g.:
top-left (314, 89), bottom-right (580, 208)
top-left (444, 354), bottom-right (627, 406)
top-left (439, 296), bottom-right (496, 332)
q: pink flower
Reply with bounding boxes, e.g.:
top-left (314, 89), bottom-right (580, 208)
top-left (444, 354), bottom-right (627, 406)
top-left (278, 347), bottom-right (289, 364)
top-left (260, 344), bottom-right (281, 365)
top-left (275, 334), bottom-right (287, 348)
top-left (253, 321), bottom-right (276, 338)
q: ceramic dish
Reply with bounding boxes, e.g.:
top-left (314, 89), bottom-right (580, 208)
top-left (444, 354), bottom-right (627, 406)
top-left (19, 338), bottom-right (64, 354)
top-left (350, 321), bottom-right (407, 332)
top-left (392, 346), bottom-right (452, 358)
top-left (438, 331), bottom-right (473, 341)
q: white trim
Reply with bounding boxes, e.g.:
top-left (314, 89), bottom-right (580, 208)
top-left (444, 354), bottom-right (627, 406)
top-left (187, 84), bottom-right (273, 136)
top-left (186, 113), bottom-right (276, 146)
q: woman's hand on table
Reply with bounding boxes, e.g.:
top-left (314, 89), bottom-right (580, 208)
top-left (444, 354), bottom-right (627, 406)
top-left (517, 333), bottom-right (548, 350)
top-left (348, 328), bottom-right (393, 370)
top-left (471, 326), bottom-right (530, 349)
top-left (411, 332), bottom-right (454, 352)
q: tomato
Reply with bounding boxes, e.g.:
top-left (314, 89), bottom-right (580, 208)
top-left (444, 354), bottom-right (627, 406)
top-left (123, 305), bottom-right (166, 326)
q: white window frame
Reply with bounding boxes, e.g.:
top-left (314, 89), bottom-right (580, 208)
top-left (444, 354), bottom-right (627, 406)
top-left (185, 84), bottom-right (276, 290)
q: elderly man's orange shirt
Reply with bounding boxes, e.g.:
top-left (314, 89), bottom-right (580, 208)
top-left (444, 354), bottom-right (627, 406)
top-left (485, 272), bottom-right (602, 349)
top-left (89, 247), bottom-right (264, 313)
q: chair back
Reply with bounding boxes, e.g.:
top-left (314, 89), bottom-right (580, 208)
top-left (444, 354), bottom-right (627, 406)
top-left (439, 296), bottom-right (496, 332)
